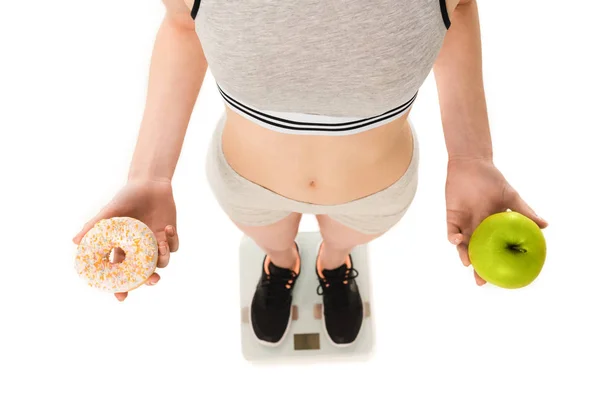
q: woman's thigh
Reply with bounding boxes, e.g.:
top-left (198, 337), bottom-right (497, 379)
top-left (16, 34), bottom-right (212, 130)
top-left (316, 214), bottom-right (385, 249)
top-left (232, 212), bottom-right (303, 252)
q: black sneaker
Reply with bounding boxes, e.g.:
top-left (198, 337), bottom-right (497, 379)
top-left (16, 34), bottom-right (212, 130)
top-left (250, 243), bottom-right (300, 346)
top-left (316, 243), bottom-right (363, 347)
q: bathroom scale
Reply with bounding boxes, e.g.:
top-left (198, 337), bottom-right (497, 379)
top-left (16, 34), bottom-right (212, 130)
top-left (239, 231), bottom-right (374, 363)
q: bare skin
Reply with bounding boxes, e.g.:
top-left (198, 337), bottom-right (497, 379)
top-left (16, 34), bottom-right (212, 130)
top-left (220, 0), bottom-right (548, 277)
top-left (74, 0), bottom-right (548, 301)
top-left (220, 0), bottom-right (460, 207)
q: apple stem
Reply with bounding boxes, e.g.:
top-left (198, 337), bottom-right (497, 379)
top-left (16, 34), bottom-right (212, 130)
top-left (507, 244), bottom-right (527, 253)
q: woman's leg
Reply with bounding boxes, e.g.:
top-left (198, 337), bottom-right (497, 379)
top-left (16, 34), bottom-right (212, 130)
top-left (315, 214), bottom-right (385, 346)
top-left (316, 214), bottom-right (385, 270)
top-left (233, 212), bottom-right (303, 269)
top-left (233, 213), bottom-right (303, 346)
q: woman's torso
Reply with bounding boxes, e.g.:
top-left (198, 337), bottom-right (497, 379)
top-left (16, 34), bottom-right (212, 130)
top-left (192, 0), bottom-right (456, 204)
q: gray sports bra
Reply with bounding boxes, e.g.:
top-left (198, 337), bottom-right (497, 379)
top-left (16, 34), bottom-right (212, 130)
top-left (191, 0), bottom-right (451, 135)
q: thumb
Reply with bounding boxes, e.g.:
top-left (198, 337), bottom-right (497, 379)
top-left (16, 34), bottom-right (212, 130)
top-left (509, 194), bottom-right (548, 229)
top-left (72, 205), bottom-right (116, 245)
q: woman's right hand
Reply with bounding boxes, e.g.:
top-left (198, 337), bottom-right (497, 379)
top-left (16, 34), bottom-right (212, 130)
top-left (72, 179), bottom-right (179, 301)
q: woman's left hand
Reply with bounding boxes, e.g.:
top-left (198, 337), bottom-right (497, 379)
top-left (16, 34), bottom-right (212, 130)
top-left (444, 158), bottom-right (548, 286)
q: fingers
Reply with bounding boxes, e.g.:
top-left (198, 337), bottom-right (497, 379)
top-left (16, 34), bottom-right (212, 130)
top-left (154, 225), bottom-right (176, 268)
top-left (166, 225), bottom-right (179, 253)
top-left (448, 219), bottom-right (470, 266)
top-left (145, 272), bottom-right (161, 286)
top-left (115, 292), bottom-right (128, 302)
top-left (452, 229), bottom-right (484, 286)
top-left (447, 221), bottom-right (463, 246)
top-left (509, 194), bottom-right (548, 229)
top-left (457, 243), bottom-right (471, 266)
top-left (474, 270), bottom-right (487, 286)
top-left (157, 240), bottom-right (171, 268)
top-left (114, 272), bottom-right (161, 302)
top-left (73, 219), bottom-right (97, 245)
top-left (73, 206), bottom-right (115, 245)
top-left (453, 224), bottom-right (489, 285)
top-left (111, 247), bottom-right (126, 264)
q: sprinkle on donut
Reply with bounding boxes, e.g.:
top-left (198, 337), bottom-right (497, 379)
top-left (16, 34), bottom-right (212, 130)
top-left (75, 217), bottom-right (158, 293)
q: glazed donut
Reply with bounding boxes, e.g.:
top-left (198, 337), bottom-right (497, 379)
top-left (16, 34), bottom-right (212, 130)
top-left (75, 217), bottom-right (159, 293)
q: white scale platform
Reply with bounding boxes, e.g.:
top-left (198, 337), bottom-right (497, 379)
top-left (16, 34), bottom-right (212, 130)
top-left (239, 231), bottom-right (374, 363)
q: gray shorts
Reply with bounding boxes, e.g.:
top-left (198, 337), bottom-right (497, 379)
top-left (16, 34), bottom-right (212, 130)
top-left (205, 112), bottom-right (419, 235)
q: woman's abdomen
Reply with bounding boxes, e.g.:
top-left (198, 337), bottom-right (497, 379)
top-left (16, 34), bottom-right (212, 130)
top-left (220, 108), bottom-right (415, 205)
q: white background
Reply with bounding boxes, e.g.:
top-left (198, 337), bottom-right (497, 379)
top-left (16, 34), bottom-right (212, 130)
top-left (1, 1), bottom-right (599, 399)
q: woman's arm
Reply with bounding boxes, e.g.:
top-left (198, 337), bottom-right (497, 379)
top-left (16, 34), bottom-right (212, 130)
top-left (433, 0), bottom-right (493, 162)
top-left (128, 0), bottom-right (208, 182)
top-left (433, 0), bottom-right (548, 285)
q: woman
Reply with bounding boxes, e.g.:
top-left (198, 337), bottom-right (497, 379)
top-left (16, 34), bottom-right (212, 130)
top-left (73, 0), bottom-right (547, 347)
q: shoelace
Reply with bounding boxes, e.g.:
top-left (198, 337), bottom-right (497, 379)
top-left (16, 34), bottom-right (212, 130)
top-left (260, 270), bottom-right (297, 303)
top-left (316, 267), bottom-right (359, 309)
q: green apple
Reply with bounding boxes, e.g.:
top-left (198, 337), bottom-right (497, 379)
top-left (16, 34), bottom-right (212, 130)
top-left (468, 211), bottom-right (546, 289)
